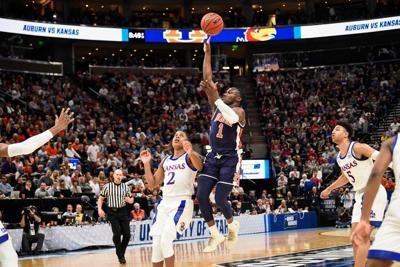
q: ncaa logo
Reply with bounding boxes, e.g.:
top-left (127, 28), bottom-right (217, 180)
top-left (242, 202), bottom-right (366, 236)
top-left (163, 30), bottom-right (207, 43)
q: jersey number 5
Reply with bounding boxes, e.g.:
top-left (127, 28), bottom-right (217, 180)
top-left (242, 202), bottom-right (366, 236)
top-left (166, 172), bottom-right (176, 185)
top-left (346, 171), bottom-right (355, 183)
top-left (216, 123), bottom-right (224, 139)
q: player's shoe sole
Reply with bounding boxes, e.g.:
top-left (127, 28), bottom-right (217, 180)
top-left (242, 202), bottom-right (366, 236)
top-left (203, 234), bottom-right (225, 253)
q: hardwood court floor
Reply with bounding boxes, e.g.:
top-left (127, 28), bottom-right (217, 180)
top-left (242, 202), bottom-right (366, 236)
top-left (19, 229), bottom-right (352, 267)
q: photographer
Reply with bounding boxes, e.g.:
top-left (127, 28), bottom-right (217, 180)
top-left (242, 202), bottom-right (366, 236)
top-left (19, 206), bottom-right (45, 255)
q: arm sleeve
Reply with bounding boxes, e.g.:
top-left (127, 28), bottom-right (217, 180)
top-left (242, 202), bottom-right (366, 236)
top-left (8, 130), bottom-right (53, 157)
top-left (214, 99), bottom-right (239, 125)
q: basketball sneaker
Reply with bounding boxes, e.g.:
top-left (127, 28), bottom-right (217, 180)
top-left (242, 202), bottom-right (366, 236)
top-left (226, 220), bottom-right (240, 249)
top-left (203, 233), bottom-right (225, 253)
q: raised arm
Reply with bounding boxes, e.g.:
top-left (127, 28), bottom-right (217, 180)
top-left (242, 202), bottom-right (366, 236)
top-left (203, 38), bottom-right (212, 82)
top-left (183, 140), bottom-right (203, 171)
top-left (140, 150), bottom-right (165, 190)
top-left (0, 108), bottom-right (74, 158)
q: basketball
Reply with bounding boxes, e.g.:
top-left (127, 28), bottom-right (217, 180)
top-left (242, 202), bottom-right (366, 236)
top-left (201, 13), bottom-right (224, 36)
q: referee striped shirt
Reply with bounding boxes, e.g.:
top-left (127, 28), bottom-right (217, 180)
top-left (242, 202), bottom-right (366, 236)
top-left (100, 182), bottom-right (132, 208)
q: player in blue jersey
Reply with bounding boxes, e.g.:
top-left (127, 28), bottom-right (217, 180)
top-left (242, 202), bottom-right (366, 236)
top-left (0, 108), bottom-right (73, 267)
top-left (196, 39), bottom-right (246, 253)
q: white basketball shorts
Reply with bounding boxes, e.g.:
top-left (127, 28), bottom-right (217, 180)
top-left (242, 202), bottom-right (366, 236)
top-left (369, 190), bottom-right (400, 261)
top-left (150, 196), bottom-right (193, 237)
top-left (352, 184), bottom-right (387, 226)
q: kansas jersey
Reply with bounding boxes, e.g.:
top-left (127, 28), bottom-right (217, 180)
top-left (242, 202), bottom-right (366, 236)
top-left (392, 134), bottom-right (400, 186)
top-left (210, 109), bottom-right (244, 154)
top-left (336, 141), bottom-right (374, 191)
top-left (0, 221), bottom-right (9, 244)
top-left (161, 153), bottom-right (197, 198)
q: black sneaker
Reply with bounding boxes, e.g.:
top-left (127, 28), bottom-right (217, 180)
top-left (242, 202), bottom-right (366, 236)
top-left (118, 256), bottom-right (126, 264)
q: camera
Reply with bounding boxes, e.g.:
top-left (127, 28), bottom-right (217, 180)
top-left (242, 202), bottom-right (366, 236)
top-left (23, 205), bottom-right (36, 216)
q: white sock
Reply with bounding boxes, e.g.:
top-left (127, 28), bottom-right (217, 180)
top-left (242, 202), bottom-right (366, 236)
top-left (228, 220), bottom-right (236, 231)
top-left (209, 225), bottom-right (219, 237)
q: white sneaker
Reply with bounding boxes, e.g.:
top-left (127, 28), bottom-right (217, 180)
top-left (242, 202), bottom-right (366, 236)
top-left (203, 233), bottom-right (225, 253)
top-left (226, 220), bottom-right (240, 249)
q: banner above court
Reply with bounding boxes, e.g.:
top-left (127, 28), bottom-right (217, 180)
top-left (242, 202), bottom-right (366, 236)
top-left (0, 15), bottom-right (399, 43)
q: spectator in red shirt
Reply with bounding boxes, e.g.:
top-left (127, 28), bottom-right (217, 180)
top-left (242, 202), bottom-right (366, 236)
top-left (131, 203), bottom-right (146, 221)
top-left (310, 174), bottom-right (321, 189)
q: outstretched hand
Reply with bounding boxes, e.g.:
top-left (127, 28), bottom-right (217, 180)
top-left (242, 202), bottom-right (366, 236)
top-left (200, 80), bottom-right (219, 103)
top-left (203, 37), bottom-right (211, 54)
top-left (140, 150), bottom-right (152, 165)
top-left (182, 140), bottom-right (193, 154)
top-left (54, 108), bottom-right (74, 132)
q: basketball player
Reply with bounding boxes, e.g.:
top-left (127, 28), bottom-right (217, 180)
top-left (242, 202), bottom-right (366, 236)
top-left (196, 39), bottom-right (246, 252)
top-left (0, 108), bottom-right (74, 267)
top-left (351, 134), bottom-right (399, 267)
top-left (140, 131), bottom-right (203, 267)
top-left (320, 121), bottom-right (388, 267)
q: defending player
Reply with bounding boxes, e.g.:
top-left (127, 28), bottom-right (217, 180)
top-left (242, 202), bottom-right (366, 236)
top-left (196, 38), bottom-right (246, 253)
top-left (140, 131), bottom-right (203, 267)
top-left (320, 121), bottom-right (388, 267)
top-left (0, 108), bottom-right (74, 267)
top-left (351, 134), bottom-right (400, 267)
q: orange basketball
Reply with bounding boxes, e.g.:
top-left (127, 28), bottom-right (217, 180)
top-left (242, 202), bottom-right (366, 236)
top-left (201, 13), bottom-right (224, 36)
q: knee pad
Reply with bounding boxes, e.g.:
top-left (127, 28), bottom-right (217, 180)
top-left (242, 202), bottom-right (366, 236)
top-left (160, 232), bottom-right (175, 259)
top-left (151, 236), bottom-right (164, 263)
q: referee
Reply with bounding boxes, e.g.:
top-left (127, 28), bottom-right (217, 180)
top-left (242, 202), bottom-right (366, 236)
top-left (98, 169), bottom-right (133, 264)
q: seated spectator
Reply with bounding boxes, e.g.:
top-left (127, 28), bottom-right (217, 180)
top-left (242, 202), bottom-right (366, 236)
top-left (298, 174), bottom-right (307, 195)
top-left (260, 190), bottom-right (268, 204)
top-left (39, 170), bottom-right (53, 187)
top-left (89, 176), bottom-right (101, 197)
top-left (340, 188), bottom-right (353, 209)
top-left (65, 142), bottom-right (81, 159)
top-left (70, 180), bottom-right (82, 195)
top-left (275, 200), bottom-right (288, 214)
top-left (14, 176), bottom-right (25, 192)
top-left (289, 200), bottom-right (300, 212)
top-left (255, 199), bottom-right (266, 214)
top-left (248, 190), bottom-right (257, 206)
top-left (20, 206), bottom-right (44, 255)
top-left (60, 169), bottom-right (72, 189)
top-left (78, 176), bottom-right (92, 193)
top-left (47, 207), bottom-right (61, 227)
top-left (310, 174), bottom-right (321, 189)
top-left (233, 201), bottom-right (243, 216)
top-left (276, 173), bottom-right (288, 197)
top-left (336, 206), bottom-right (351, 228)
top-left (20, 180), bottom-right (35, 199)
top-left (62, 204), bottom-right (75, 225)
top-left (131, 203), bottom-right (146, 221)
top-left (0, 175), bottom-right (12, 196)
top-left (74, 204), bottom-right (90, 224)
top-left (285, 191), bottom-right (296, 209)
top-left (47, 180), bottom-right (61, 197)
top-left (34, 182), bottom-right (50, 198)
top-left (304, 176), bottom-right (316, 194)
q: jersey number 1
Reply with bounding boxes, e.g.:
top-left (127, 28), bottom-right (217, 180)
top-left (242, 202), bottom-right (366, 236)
top-left (216, 123), bottom-right (224, 139)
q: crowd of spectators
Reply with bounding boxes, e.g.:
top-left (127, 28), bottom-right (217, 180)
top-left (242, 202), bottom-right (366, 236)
top-left (0, 70), bottom-right (237, 224)
top-left (256, 62), bottom-right (400, 202)
top-left (1, 59), bottom-right (400, 230)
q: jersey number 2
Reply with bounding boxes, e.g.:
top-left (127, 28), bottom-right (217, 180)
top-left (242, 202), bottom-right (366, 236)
top-left (166, 172), bottom-right (176, 185)
top-left (346, 171), bottom-right (355, 183)
top-left (216, 123), bottom-right (224, 139)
